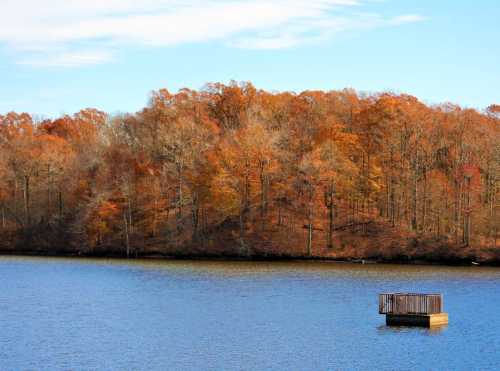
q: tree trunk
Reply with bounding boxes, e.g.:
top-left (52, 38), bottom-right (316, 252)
top-left (328, 202), bottom-right (334, 249)
top-left (454, 180), bottom-right (461, 246)
top-left (128, 196), bottom-right (133, 233)
top-left (58, 189), bottom-right (63, 221)
top-left (422, 164), bottom-right (427, 231)
top-left (277, 200), bottom-right (282, 226)
top-left (244, 158), bottom-right (250, 212)
top-left (191, 192), bottom-right (199, 243)
top-left (239, 200), bottom-right (249, 256)
top-left (307, 214), bottom-right (313, 256)
top-left (123, 212), bottom-right (130, 258)
top-left (488, 176), bottom-right (494, 244)
top-left (47, 164), bottom-right (52, 219)
top-left (385, 174), bottom-right (390, 218)
top-left (411, 154), bottom-right (418, 231)
top-left (436, 208), bottom-right (441, 238)
top-left (14, 178), bottom-right (18, 218)
top-left (464, 176), bottom-right (472, 246)
top-left (307, 189), bottom-right (313, 256)
top-left (153, 196), bottom-right (158, 237)
top-left (324, 181), bottom-right (335, 249)
top-left (177, 164), bottom-right (183, 222)
top-left (23, 176), bottom-right (30, 227)
top-left (259, 161), bottom-right (267, 230)
top-left (390, 177), bottom-right (396, 227)
top-left (260, 161), bottom-right (270, 215)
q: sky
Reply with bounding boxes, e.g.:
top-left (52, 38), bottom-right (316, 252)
top-left (0, 0), bottom-right (499, 118)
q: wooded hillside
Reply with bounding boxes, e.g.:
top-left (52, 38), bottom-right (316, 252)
top-left (1, 82), bottom-right (499, 262)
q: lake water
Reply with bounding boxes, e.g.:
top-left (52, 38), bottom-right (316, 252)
top-left (1, 256), bottom-right (499, 370)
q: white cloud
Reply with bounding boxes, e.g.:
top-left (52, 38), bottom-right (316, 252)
top-left (389, 14), bottom-right (427, 25)
top-left (0, 0), bottom-right (425, 67)
top-left (18, 50), bottom-right (113, 68)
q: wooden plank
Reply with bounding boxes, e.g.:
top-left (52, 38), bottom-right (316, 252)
top-left (386, 313), bottom-right (449, 327)
top-left (379, 293), bottom-right (443, 315)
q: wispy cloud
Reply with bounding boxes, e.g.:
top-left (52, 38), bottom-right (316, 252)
top-left (0, 0), bottom-right (425, 67)
top-left (389, 14), bottom-right (427, 25)
top-left (18, 50), bottom-right (113, 68)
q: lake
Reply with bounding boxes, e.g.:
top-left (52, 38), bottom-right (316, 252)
top-left (1, 256), bottom-right (499, 370)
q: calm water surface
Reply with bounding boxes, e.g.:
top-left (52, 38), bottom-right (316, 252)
top-left (1, 256), bottom-right (499, 370)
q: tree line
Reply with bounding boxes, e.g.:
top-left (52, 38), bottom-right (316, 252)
top-left (1, 82), bottom-right (499, 259)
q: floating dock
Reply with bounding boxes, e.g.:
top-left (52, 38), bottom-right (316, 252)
top-left (379, 293), bottom-right (449, 327)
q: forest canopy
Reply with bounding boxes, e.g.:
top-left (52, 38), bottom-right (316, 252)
top-left (0, 82), bottom-right (499, 262)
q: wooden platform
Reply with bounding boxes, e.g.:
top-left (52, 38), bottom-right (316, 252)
top-left (379, 293), bottom-right (449, 327)
top-left (386, 313), bottom-right (449, 327)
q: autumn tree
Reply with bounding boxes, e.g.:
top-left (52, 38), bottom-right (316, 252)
top-left (1, 83), bottom-right (499, 260)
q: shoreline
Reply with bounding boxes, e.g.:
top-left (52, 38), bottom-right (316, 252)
top-left (1, 250), bottom-right (498, 267)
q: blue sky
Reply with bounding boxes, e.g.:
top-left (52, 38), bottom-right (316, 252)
top-left (0, 0), bottom-right (499, 118)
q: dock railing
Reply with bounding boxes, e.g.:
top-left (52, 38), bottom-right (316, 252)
top-left (379, 293), bottom-right (443, 315)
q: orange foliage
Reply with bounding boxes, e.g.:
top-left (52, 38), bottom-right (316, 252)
top-left (0, 83), bottom-right (499, 260)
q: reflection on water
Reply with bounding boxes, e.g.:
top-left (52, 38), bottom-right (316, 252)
top-left (376, 324), bottom-right (448, 335)
top-left (0, 256), bottom-right (499, 370)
